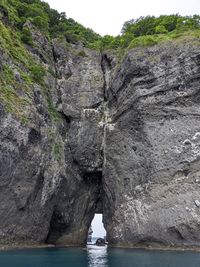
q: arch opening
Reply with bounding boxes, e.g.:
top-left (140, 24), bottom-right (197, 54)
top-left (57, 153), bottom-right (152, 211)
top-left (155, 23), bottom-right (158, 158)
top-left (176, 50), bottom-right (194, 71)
top-left (87, 213), bottom-right (107, 244)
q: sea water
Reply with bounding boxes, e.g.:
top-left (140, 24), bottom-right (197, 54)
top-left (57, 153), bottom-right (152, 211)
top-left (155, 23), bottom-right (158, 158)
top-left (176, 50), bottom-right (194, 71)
top-left (0, 246), bottom-right (200, 267)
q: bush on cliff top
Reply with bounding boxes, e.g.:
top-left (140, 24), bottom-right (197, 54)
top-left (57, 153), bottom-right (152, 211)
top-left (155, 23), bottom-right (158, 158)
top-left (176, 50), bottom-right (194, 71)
top-left (95, 14), bottom-right (200, 50)
top-left (1, 0), bottom-right (200, 50)
top-left (0, 0), bottom-right (100, 46)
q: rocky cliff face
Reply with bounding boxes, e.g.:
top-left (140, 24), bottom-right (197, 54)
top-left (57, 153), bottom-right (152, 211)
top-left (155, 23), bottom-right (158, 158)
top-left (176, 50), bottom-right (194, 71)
top-left (103, 41), bottom-right (200, 247)
top-left (1, 23), bottom-right (200, 248)
top-left (0, 23), bottom-right (104, 246)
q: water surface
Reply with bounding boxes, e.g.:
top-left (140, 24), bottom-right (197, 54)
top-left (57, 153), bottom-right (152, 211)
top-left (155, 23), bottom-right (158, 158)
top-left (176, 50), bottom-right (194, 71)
top-left (0, 246), bottom-right (200, 267)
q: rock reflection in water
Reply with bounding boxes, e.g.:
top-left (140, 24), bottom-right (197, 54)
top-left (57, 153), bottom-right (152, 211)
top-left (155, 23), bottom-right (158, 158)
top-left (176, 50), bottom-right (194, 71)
top-left (87, 245), bottom-right (108, 267)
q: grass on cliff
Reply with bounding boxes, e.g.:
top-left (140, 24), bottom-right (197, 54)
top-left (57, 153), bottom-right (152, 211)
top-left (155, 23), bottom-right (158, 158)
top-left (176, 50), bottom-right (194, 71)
top-left (0, 20), bottom-right (55, 123)
top-left (0, 64), bottom-right (32, 122)
top-left (0, 5), bottom-right (63, 123)
top-left (0, 21), bottom-right (31, 66)
top-left (0, 21), bottom-right (33, 121)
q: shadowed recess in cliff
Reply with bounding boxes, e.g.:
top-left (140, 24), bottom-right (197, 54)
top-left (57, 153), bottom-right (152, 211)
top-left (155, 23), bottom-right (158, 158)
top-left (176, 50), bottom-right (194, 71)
top-left (45, 170), bottom-right (104, 245)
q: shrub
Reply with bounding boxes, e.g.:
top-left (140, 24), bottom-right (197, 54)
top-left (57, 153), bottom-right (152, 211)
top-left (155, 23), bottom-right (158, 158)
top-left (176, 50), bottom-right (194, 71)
top-left (155, 25), bottom-right (168, 34)
top-left (128, 35), bottom-right (158, 48)
top-left (77, 50), bottom-right (87, 57)
top-left (30, 64), bottom-right (45, 84)
top-left (21, 26), bottom-right (33, 45)
top-left (32, 15), bottom-right (48, 32)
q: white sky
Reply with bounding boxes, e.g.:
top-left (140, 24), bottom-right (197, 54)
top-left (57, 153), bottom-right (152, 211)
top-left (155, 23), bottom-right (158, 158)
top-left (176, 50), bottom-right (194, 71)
top-left (45, 0), bottom-right (200, 36)
top-left (91, 214), bottom-right (106, 238)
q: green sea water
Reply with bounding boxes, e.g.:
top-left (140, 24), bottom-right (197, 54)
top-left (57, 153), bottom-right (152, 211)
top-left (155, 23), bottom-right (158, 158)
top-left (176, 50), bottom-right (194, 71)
top-left (0, 246), bottom-right (200, 267)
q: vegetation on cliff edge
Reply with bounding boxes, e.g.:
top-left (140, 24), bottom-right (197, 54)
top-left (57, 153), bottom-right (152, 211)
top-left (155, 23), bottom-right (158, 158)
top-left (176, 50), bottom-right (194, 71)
top-left (0, 0), bottom-right (200, 50)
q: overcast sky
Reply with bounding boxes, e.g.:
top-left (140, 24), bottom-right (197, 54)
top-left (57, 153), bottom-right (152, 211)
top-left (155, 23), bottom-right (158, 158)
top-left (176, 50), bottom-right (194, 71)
top-left (91, 214), bottom-right (106, 238)
top-left (45, 0), bottom-right (200, 36)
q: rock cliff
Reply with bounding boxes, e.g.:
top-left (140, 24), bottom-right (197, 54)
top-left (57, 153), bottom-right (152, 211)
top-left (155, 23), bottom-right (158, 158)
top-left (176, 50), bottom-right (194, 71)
top-left (103, 41), bottom-right (200, 247)
top-left (1, 21), bottom-right (200, 248)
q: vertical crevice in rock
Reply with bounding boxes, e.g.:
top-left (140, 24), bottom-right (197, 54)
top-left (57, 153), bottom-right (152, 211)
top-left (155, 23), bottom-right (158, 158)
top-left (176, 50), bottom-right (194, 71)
top-left (100, 52), bottom-right (113, 136)
top-left (99, 53), bottom-right (114, 240)
top-left (100, 53), bottom-right (110, 187)
top-left (101, 53), bottom-right (112, 101)
top-left (51, 42), bottom-right (63, 108)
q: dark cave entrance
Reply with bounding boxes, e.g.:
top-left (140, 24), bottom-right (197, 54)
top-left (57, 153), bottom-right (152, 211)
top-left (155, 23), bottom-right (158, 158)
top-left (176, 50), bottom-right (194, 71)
top-left (45, 170), bottom-right (106, 246)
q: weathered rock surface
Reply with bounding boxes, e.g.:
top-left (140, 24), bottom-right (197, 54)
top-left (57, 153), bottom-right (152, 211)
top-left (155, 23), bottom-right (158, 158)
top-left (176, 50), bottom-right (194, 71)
top-left (0, 30), bottom-right (104, 246)
top-left (1, 24), bottom-right (200, 249)
top-left (103, 41), bottom-right (200, 247)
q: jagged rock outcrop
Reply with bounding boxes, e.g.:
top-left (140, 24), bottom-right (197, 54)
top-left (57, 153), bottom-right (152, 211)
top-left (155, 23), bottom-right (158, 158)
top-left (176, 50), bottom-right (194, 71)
top-left (1, 22), bottom-right (200, 248)
top-left (0, 25), bottom-right (104, 246)
top-left (46, 40), bottom-right (105, 245)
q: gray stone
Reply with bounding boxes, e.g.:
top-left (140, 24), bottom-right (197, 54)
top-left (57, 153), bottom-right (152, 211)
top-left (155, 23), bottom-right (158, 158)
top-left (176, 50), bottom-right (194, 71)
top-left (1, 27), bottom-right (200, 249)
top-left (103, 40), bottom-right (200, 248)
top-left (195, 200), bottom-right (200, 207)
